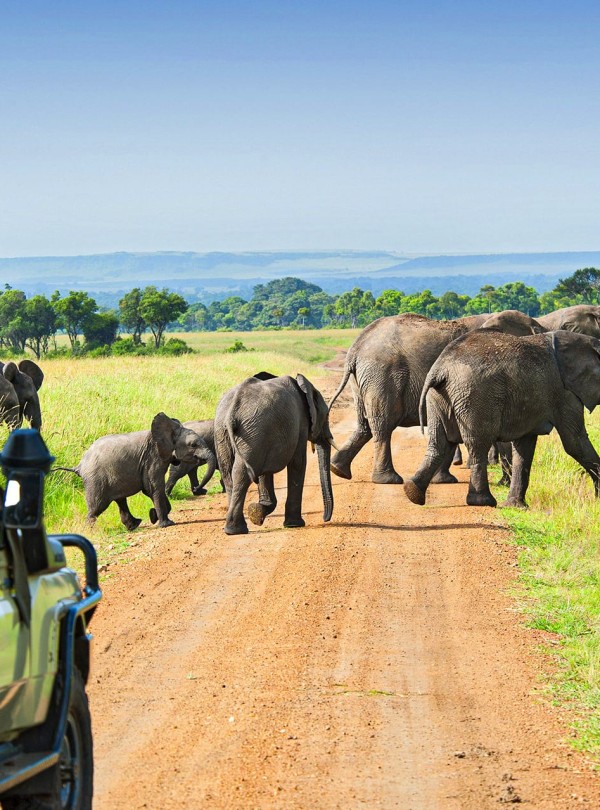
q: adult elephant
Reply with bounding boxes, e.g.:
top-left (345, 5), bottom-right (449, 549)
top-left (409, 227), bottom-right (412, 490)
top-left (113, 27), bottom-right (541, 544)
top-left (215, 374), bottom-right (335, 535)
top-left (0, 360), bottom-right (44, 430)
top-left (536, 304), bottom-right (600, 335)
top-left (404, 330), bottom-right (600, 509)
top-left (328, 310), bottom-right (544, 485)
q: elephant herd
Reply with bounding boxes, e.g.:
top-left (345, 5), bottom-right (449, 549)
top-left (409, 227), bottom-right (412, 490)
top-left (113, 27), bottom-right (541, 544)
top-left (7, 303), bottom-right (600, 534)
top-left (329, 304), bottom-right (600, 511)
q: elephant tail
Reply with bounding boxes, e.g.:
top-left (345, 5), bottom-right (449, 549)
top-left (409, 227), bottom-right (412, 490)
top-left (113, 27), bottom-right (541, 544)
top-left (328, 354), bottom-right (355, 412)
top-left (419, 368), bottom-right (447, 434)
top-left (51, 465), bottom-right (81, 477)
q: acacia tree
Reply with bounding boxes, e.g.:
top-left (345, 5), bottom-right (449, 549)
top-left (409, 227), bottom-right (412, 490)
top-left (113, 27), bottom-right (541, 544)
top-left (139, 287), bottom-right (188, 348)
top-left (118, 287), bottom-right (147, 344)
top-left (25, 295), bottom-right (57, 358)
top-left (52, 290), bottom-right (98, 350)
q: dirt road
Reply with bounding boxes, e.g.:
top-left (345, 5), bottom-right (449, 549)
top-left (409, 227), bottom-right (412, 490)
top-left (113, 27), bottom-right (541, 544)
top-left (89, 369), bottom-right (600, 809)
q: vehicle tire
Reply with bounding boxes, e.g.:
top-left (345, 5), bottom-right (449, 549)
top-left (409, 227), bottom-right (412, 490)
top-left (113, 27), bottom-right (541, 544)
top-left (2, 669), bottom-right (93, 810)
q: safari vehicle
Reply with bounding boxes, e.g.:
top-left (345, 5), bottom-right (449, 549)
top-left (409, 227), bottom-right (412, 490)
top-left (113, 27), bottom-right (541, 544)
top-left (0, 430), bottom-right (102, 810)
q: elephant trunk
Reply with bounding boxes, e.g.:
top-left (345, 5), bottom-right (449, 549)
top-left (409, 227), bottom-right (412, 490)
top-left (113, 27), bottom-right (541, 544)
top-left (24, 395), bottom-right (42, 431)
top-left (197, 450), bottom-right (217, 491)
top-left (317, 442), bottom-right (334, 522)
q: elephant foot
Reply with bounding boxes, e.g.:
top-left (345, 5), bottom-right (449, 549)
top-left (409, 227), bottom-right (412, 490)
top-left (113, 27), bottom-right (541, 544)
top-left (496, 475), bottom-right (511, 487)
top-left (372, 470), bottom-right (403, 485)
top-left (149, 508), bottom-right (158, 525)
top-left (330, 459), bottom-right (352, 480)
top-left (224, 521), bottom-right (249, 535)
top-left (247, 502), bottom-right (268, 526)
top-left (500, 497), bottom-right (528, 509)
top-left (466, 491), bottom-right (497, 507)
top-left (158, 518), bottom-right (176, 528)
top-left (404, 480), bottom-right (426, 505)
top-left (123, 517), bottom-right (142, 531)
top-left (452, 448), bottom-right (463, 466)
top-left (431, 470), bottom-right (459, 485)
top-left (283, 517), bottom-right (306, 528)
top-left (192, 486), bottom-right (208, 496)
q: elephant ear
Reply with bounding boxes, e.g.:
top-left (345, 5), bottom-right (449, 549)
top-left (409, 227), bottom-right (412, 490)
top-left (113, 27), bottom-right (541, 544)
top-left (3, 362), bottom-right (18, 383)
top-left (296, 374), bottom-right (318, 435)
top-left (18, 359), bottom-right (44, 390)
top-left (151, 412), bottom-right (178, 462)
top-left (552, 332), bottom-right (600, 412)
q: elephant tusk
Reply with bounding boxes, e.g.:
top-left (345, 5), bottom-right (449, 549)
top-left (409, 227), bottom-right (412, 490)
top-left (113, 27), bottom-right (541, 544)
top-left (328, 437), bottom-right (340, 452)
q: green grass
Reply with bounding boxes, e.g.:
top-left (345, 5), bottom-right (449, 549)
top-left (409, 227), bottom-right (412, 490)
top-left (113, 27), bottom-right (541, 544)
top-left (498, 413), bottom-right (600, 759)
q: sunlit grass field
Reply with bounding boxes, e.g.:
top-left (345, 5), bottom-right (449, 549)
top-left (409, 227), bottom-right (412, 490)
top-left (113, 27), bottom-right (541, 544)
top-left (496, 415), bottom-right (600, 758)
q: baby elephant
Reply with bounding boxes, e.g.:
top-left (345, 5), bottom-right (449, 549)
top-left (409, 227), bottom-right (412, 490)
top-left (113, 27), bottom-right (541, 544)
top-left (65, 412), bottom-right (216, 529)
top-left (165, 419), bottom-right (223, 496)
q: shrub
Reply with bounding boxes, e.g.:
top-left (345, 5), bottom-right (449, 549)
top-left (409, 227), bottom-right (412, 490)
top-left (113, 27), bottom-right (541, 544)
top-left (226, 339), bottom-right (254, 353)
top-left (157, 338), bottom-right (193, 356)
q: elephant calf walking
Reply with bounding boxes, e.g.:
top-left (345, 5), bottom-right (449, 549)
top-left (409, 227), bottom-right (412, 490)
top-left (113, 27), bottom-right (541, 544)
top-left (60, 413), bottom-right (216, 529)
top-left (215, 374), bottom-right (336, 535)
top-left (404, 330), bottom-right (600, 509)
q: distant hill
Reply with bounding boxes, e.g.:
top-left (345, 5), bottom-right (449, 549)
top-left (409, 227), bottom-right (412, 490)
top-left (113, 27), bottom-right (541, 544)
top-left (1, 249), bottom-right (597, 307)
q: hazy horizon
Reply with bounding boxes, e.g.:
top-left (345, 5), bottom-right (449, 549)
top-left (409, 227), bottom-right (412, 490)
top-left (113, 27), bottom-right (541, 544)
top-left (2, 1), bottom-right (600, 257)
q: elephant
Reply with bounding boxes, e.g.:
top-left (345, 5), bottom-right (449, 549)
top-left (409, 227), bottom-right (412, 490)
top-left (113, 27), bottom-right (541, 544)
top-left (215, 373), bottom-right (335, 535)
top-left (165, 419), bottom-right (222, 496)
top-left (60, 413), bottom-right (215, 529)
top-left (328, 310), bottom-right (545, 486)
top-left (0, 360), bottom-right (44, 431)
top-left (536, 304), bottom-right (600, 336)
top-left (403, 330), bottom-right (600, 509)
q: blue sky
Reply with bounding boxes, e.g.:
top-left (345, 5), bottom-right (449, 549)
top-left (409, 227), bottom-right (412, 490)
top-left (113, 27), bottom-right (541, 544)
top-left (1, 0), bottom-right (599, 256)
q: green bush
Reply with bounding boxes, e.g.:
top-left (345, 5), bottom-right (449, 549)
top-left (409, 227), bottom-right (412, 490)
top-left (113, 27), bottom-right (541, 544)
top-left (226, 339), bottom-right (254, 353)
top-left (157, 338), bottom-right (193, 356)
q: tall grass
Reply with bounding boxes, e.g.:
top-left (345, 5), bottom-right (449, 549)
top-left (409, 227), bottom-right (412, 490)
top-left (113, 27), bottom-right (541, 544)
top-left (499, 412), bottom-right (600, 757)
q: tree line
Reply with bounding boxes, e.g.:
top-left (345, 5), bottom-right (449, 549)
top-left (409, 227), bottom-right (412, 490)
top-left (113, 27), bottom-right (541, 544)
top-left (2, 267), bottom-right (599, 357)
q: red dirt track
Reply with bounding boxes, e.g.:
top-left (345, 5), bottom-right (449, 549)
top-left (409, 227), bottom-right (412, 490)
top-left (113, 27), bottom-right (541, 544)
top-left (89, 363), bottom-right (600, 809)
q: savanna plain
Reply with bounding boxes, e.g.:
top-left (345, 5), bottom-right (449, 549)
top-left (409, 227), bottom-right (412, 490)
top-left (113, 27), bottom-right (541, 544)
top-left (19, 329), bottom-right (600, 807)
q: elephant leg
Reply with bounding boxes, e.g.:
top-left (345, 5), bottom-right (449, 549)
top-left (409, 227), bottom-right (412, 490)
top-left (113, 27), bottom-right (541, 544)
top-left (330, 423), bottom-right (372, 480)
top-left (496, 442), bottom-right (513, 487)
top-left (247, 474), bottom-right (277, 526)
top-left (431, 442), bottom-right (459, 484)
top-left (84, 487), bottom-right (111, 525)
top-left (371, 423), bottom-right (403, 485)
top-left (224, 455), bottom-right (251, 535)
top-left (404, 422), bottom-right (453, 505)
top-left (556, 427), bottom-right (600, 496)
top-left (452, 445), bottom-right (463, 466)
top-left (284, 446), bottom-right (307, 528)
top-left (116, 498), bottom-right (142, 530)
top-left (488, 443), bottom-right (500, 465)
top-left (501, 435), bottom-right (537, 508)
top-left (465, 442), bottom-right (497, 507)
top-left (165, 465), bottom-right (185, 497)
top-left (189, 467), bottom-right (207, 496)
top-left (148, 489), bottom-right (174, 528)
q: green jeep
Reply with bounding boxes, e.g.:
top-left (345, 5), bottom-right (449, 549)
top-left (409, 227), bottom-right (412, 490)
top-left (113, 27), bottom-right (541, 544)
top-left (0, 430), bottom-right (102, 810)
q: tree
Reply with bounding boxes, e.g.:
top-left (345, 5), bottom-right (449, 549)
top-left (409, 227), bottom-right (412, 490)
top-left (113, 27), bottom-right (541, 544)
top-left (552, 267), bottom-right (600, 305)
top-left (83, 311), bottom-right (120, 349)
top-left (0, 289), bottom-right (28, 352)
top-left (298, 307), bottom-right (310, 327)
top-left (139, 287), bottom-right (188, 348)
top-left (24, 295), bottom-right (57, 358)
top-left (52, 291), bottom-right (98, 350)
top-left (119, 288), bottom-right (147, 344)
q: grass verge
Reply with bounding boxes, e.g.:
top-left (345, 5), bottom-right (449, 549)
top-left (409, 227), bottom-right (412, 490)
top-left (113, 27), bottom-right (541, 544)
top-left (497, 413), bottom-right (600, 759)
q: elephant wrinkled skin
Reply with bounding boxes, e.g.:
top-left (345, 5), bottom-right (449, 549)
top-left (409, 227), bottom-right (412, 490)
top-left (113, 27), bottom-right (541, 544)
top-left (165, 419), bottom-right (221, 496)
top-left (66, 412), bottom-right (214, 529)
top-left (404, 330), bottom-right (600, 509)
top-left (215, 374), bottom-right (335, 535)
